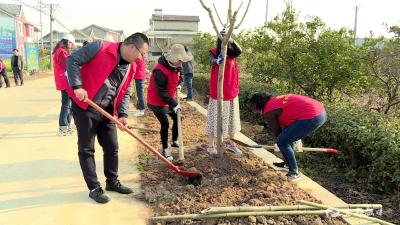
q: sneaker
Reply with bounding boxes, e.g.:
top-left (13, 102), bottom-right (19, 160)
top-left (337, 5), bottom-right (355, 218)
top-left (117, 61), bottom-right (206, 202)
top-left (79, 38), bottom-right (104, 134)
top-left (286, 172), bottom-right (301, 182)
top-left (171, 141), bottom-right (179, 148)
top-left (207, 147), bottom-right (218, 155)
top-left (227, 145), bottom-right (243, 155)
top-left (133, 110), bottom-right (145, 117)
top-left (105, 180), bottom-right (133, 194)
top-left (272, 162), bottom-right (289, 171)
top-left (183, 97), bottom-right (193, 101)
top-left (89, 187), bottom-right (110, 204)
top-left (58, 127), bottom-right (70, 136)
top-left (163, 148), bottom-right (174, 161)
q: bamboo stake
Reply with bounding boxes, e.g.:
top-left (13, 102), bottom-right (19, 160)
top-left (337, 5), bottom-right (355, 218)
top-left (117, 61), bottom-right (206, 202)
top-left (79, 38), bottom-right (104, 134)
top-left (152, 209), bottom-right (367, 221)
top-left (298, 200), bottom-right (394, 225)
top-left (176, 87), bottom-right (184, 160)
top-left (201, 204), bottom-right (382, 214)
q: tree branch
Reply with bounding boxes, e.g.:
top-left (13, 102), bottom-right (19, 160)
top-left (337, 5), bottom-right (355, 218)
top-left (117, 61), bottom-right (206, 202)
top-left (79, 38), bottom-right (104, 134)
top-left (198, 0), bottom-right (223, 39)
top-left (235, 0), bottom-right (251, 29)
top-left (213, 3), bottom-right (226, 28)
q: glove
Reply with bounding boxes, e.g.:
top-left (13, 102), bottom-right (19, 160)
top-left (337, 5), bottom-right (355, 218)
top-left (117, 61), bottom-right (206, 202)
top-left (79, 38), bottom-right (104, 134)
top-left (176, 85), bottom-right (182, 91)
top-left (172, 104), bottom-right (181, 113)
top-left (217, 54), bottom-right (224, 64)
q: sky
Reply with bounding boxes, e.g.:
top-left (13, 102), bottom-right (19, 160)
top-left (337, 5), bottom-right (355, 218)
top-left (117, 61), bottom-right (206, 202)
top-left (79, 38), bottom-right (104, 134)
top-left (4, 0), bottom-right (400, 38)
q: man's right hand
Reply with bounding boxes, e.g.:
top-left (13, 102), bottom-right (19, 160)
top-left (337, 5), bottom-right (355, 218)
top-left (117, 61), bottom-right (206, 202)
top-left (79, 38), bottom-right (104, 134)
top-left (74, 88), bottom-right (88, 101)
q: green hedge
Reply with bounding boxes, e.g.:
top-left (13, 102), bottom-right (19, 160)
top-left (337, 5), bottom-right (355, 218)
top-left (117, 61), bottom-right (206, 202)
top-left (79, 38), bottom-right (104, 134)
top-left (192, 73), bottom-right (400, 199)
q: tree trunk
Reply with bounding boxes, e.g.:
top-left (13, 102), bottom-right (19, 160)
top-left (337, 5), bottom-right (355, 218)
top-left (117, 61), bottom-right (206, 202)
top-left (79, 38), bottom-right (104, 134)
top-left (217, 40), bottom-right (229, 156)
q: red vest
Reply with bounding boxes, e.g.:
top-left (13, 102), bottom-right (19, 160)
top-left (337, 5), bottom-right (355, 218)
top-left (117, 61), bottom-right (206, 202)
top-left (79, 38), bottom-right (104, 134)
top-left (263, 94), bottom-right (325, 127)
top-left (147, 63), bottom-right (179, 106)
top-left (53, 46), bottom-right (69, 91)
top-left (209, 48), bottom-right (239, 100)
top-left (68, 41), bottom-right (137, 117)
top-left (0, 60), bottom-right (5, 72)
top-left (134, 57), bottom-right (146, 80)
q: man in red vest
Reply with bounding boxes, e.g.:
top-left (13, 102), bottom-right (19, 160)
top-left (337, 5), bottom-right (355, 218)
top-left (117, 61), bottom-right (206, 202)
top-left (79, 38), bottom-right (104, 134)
top-left (147, 44), bottom-right (192, 161)
top-left (66, 33), bottom-right (149, 203)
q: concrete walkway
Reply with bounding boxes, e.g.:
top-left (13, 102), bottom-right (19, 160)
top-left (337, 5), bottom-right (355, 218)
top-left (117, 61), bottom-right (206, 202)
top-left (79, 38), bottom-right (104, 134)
top-left (0, 77), bottom-right (150, 225)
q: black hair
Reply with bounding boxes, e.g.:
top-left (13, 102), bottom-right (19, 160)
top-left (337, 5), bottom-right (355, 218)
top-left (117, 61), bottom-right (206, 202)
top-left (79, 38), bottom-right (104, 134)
top-left (248, 92), bottom-right (273, 111)
top-left (123, 32), bottom-right (149, 47)
top-left (82, 40), bottom-right (89, 46)
top-left (13, 48), bottom-right (18, 52)
top-left (52, 39), bottom-right (69, 54)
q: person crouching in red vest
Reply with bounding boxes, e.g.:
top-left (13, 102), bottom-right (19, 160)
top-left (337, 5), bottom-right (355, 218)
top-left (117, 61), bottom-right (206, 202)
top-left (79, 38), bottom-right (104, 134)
top-left (147, 44), bottom-right (193, 161)
top-left (248, 93), bottom-right (327, 182)
top-left (66, 33), bottom-right (149, 204)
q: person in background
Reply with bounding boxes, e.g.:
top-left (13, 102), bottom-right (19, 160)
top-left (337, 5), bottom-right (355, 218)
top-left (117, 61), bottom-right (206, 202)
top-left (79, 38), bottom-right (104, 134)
top-left (0, 58), bottom-right (11, 88)
top-left (66, 33), bottom-right (149, 204)
top-left (181, 46), bottom-right (194, 101)
top-left (248, 92), bottom-right (327, 182)
top-left (205, 31), bottom-right (243, 156)
top-left (146, 44), bottom-right (192, 161)
top-left (11, 49), bottom-right (23, 86)
top-left (132, 57), bottom-right (147, 117)
top-left (53, 34), bottom-right (77, 136)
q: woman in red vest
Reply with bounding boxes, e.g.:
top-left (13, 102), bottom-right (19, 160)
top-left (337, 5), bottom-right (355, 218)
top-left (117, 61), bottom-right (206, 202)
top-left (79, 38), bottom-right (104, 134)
top-left (249, 92), bottom-right (327, 181)
top-left (147, 44), bottom-right (192, 161)
top-left (0, 58), bottom-right (10, 88)
top-left (52, 34), bottom-right (76, 136)
top-left (206, 34), bottom-right (243, 155)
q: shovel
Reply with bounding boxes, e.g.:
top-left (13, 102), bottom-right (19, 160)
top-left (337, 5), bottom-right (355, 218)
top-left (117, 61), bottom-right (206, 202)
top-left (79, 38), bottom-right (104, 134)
top-left (86, 99), bottom-right (202, 185)
top-left (261, 145), bottom-right (338, 153)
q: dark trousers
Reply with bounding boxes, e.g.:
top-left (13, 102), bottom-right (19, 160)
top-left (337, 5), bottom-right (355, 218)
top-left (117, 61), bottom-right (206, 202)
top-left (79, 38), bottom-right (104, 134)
top-left (12, 67), bottom-right (23, 86)
top-left (0, 70), bottom-right (10, 88)
top-left (59, 90), bottom-right (72, 127)
top-left (135, 79), bottom-right (145, 110)
top-left (72, 102), bottom-right (119, 190)
top-left (148, 104), bottom-right (178, 149)
top-left (277, 110), bottom-right (327, 175)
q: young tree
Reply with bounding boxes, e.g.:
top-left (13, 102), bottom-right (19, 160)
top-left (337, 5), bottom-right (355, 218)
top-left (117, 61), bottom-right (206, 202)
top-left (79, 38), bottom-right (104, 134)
top-left (198, 0), bottom-right (251, 154)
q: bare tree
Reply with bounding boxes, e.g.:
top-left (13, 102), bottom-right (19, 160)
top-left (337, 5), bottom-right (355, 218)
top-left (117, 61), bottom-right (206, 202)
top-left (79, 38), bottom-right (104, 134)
top-left (366, 42), bottom-right (400, 114)
top-left (198, 0), bottom-right (251, 155)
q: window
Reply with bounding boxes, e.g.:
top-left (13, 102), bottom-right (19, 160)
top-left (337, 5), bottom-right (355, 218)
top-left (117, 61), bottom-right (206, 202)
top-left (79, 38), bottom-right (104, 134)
top-left (18, 22), bottom-right (23, 36)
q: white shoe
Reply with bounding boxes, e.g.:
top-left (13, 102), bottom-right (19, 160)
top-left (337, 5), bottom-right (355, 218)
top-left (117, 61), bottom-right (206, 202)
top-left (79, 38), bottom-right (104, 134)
top-left (207, 147), bottom-right (218, 155)
top-left (162, 148), bottom-right (174, 161)
top-left (227, 145), bottom-right (243, 155)
top-left (133, 110), bottom-right (145, 117)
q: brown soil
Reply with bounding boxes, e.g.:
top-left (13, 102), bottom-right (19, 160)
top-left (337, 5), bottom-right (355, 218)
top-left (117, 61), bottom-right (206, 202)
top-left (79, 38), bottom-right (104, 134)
top-left (135, 102), bottom-right (346, 225)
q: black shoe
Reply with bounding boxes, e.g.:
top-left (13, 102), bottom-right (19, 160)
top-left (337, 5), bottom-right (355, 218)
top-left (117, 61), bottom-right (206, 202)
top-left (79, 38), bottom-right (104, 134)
top-left (183, 97), bottom-right (193, 101)
top-left (171, 141), bottom-right (179, 148)
top-left (272, 162), bottom-right (289, 171)
top-left (89, 187), bottom-right (110, 204)
top-left (105, 180), bottom-right (133, 194)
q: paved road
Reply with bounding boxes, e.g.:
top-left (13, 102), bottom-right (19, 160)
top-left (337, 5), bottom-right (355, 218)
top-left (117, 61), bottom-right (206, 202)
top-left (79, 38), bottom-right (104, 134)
top-left (0, 77), bottom-right (150, 225)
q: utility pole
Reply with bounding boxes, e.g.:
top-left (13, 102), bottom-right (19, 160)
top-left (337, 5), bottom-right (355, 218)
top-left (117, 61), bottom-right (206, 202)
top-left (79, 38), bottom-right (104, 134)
top-left (265, 0), bottom-right (269, 23)
top-left (49, 3), bottom-right (54, 68)
top-left (39, 0), bottom-right (43, 47)
top-left (353, 5), bottom-right (360, 41)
